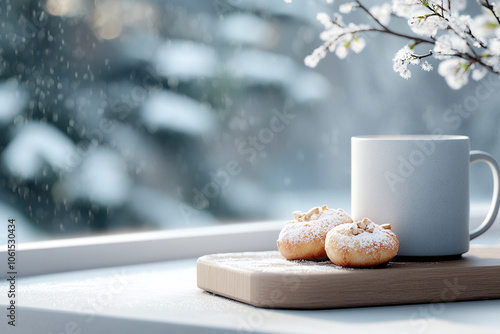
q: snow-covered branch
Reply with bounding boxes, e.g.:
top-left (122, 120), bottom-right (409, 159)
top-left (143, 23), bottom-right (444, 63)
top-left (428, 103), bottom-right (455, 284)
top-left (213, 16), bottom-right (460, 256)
top-left (293, 0), bottom-right (500, 89)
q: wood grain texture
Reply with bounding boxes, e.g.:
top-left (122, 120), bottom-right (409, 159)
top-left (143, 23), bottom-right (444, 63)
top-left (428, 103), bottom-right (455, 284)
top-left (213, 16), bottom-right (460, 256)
top-left (196, 245), bottom-right (500, 309)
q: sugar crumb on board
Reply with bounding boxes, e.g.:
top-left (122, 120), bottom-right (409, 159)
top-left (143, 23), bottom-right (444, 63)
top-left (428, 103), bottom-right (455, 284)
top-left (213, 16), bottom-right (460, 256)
top-left (203, 251), bottom-right (395, 273)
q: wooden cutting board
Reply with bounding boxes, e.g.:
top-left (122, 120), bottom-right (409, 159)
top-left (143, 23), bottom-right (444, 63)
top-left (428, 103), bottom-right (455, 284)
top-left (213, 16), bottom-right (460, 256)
top-left (197, 245), bottom-right (500, 309)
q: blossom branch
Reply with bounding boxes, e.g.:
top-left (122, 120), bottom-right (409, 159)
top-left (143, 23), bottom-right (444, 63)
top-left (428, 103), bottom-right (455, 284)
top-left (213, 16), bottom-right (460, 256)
top-left (355, 0), bottom-right (434, 45)
top-left (422, 3), bottom-right (488, 50)
top-left (299, 0), bottom-right (500, 89)
top-left (367, 27), bottom-right (434, 45)
top-left (412, 50), bottom-right (433, 59)
top-left (355, 1), bottom-right (389, 30)
top-left (481, 0), bottom-right (500, 27)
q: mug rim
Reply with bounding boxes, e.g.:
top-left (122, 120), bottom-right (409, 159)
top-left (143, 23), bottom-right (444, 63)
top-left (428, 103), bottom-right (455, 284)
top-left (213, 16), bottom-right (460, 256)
top-left (352, 134), bottom-right (469, 141)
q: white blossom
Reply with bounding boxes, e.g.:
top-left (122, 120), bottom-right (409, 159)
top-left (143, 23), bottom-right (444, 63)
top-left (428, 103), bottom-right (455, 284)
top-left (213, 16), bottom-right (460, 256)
top-left (484, 57), bottom-right (500, 73)
top-left (304, 46), bottom-right (327, 68)
top-left (448, 14), bottom-right (472, 39)
top-left (393, 45), bottom-right (419, 79)
top-left (395, 45), bottom-right (419, 65)
top-left (351, 36), bottom-right (366, 53)
top-left (339, 3), bottom-right (355, 14)
top-left (490, 38), bottom-right (500, 56)
top-left (317, 12), bottom-right (333, 29)
top-left (472, 67), bottom-right (487, 81)
top-left (332, 13), bottom-right (344, 25)
top-left (336, 43), bottom-right (349, 58)
top-left (408, 6), bottom-right (447, 37)
top-left (451, 0), bottom-right (467, 13)
top-left (320, 28), bottom-right (340, 44)
top-left (392, 0), bottom-right (421, 19)
top-left (370, 3), bottom-right (392, 26)
top-left (401, 68), bottom-right (411, 79)
top-left (433, 32), bottom-right (469, 59)
top-left (470, 13), bottom-right (498, 40)
top-left (438, 58), bottom-right (470, 89)
top-left (421, 61), bottom-right (433, 71)
top-left (318, 22), bottom-right (370, 59)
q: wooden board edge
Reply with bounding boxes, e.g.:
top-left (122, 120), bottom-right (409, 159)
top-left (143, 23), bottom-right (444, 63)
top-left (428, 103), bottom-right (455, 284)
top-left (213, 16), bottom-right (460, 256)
top-left (197, 257), bottom-right (255, 306)
top-left (195, 246), bottom-right (500, 309)
top-left (247, 265), bottom-right (500, 309)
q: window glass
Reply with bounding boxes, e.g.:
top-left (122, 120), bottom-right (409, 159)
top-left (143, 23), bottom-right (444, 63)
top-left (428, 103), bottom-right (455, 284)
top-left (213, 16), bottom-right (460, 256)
top-left (1, 0), bottom-right (499, 243)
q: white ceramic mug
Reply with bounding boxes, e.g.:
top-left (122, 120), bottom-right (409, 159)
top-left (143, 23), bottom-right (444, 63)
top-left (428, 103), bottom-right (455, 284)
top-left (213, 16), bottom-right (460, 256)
top-left (351, 135), bottom-right (500, 257)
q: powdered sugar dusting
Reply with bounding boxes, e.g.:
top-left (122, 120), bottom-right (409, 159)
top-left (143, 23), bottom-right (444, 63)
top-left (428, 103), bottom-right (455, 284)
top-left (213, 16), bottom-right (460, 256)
top-left (201, 251), bottom-right (355, 273)
top-left (277, 208), bottom-right (352, 245)
top-left (327, 223), bottom-right (398, 254)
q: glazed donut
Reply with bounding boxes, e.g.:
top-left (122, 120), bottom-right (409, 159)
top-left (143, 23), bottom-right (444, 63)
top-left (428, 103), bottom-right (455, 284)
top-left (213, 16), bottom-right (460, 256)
top-left (325, 218), bottom-right (399, 268)
top-left (277, 205), bottom-right (353, 261)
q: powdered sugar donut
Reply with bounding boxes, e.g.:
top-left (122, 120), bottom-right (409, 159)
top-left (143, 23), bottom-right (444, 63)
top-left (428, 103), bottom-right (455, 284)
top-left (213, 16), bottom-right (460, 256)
top-left (277, 206), bottom-right (353, 261)
top-left (325, 218), bottom-right (399, 268)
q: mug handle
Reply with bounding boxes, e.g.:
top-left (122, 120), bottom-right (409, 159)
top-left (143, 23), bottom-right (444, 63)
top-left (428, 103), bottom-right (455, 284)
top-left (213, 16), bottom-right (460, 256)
top-left (469, 150), bottom-right (500, 240)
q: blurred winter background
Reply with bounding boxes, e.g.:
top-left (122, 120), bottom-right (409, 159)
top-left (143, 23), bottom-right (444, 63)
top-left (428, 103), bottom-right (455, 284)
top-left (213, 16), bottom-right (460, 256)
top-left (0, 0), bottom-right (499, 243)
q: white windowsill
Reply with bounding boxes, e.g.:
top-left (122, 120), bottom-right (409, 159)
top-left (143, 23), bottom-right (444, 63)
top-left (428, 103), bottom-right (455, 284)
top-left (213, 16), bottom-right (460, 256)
top-left (0, 221), bottom-right (284, 278)
top-left (1, 207), bottom-right (500, 333)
